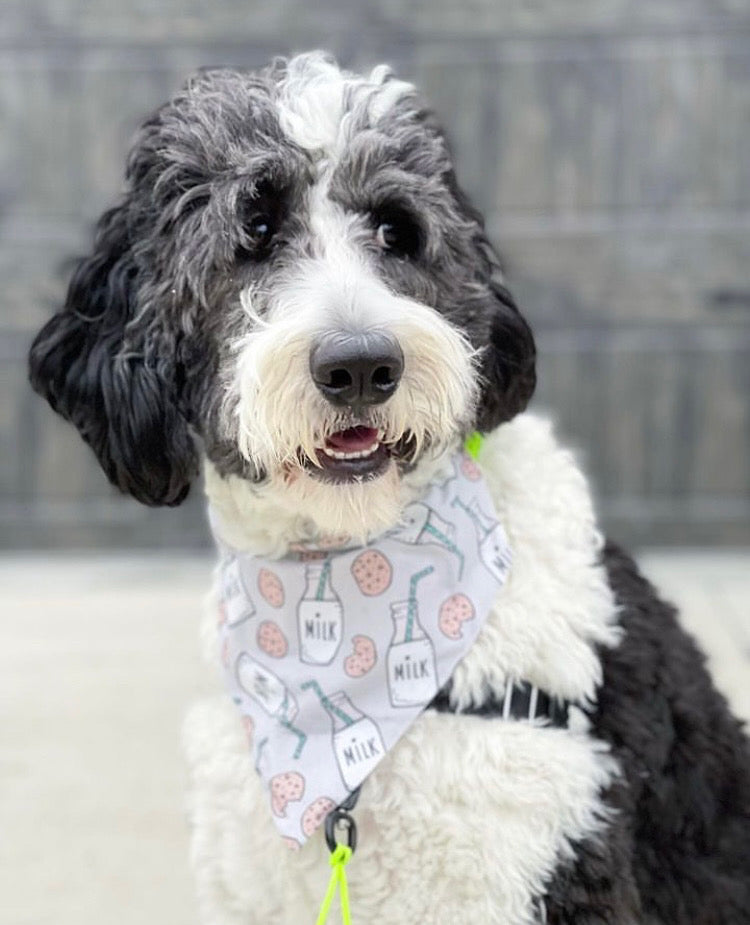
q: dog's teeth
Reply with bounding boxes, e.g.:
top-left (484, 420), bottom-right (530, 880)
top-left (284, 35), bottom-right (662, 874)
top-left (321, 442), bottom-right (380, 461)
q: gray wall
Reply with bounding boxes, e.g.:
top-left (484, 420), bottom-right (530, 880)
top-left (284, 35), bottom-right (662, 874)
top-left (3, 0), bottom-right (749, 548)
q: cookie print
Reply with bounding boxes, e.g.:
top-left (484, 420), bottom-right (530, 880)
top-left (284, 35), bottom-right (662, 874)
top-left (282, 836), bottom-right (301, 852)
top-left (241, 715), bottom-right (255, 745)
top-left (460, 455), bottom-right (482, 481)
top-left (438, 593), bottom-right (476, 639)
top-left (270, 771), bottom-right (305, 817)
top-left (257, 620), bottom-right (288, 658)
top-left (351, 549), bottom-right (392, 595)
top-left (298, 550), bottom-right (328, 562)
top-left (258, 568), bottom-right (284, 607)
top-left (344, 635), bottom-right (377, 677)
top-left (301, 796), bottom-right (336, 838)
top-left (316, 533), bottom-right (351, 550)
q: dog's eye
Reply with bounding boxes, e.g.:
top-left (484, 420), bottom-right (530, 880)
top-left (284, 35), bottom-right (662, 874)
top-left (235, 211), bottom-right (278, 261)
top-left (236, 182), bottom-right (287, 260)
top-left (245, 214), bottom-right (275, 249)
top-left (372, 207), bottom-right (422, 259)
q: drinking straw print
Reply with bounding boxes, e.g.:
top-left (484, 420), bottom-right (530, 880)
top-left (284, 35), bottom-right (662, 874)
top-left (406, 566), bottom-right (435, 640)
top-left (301, 679), bottom-right (355, 726)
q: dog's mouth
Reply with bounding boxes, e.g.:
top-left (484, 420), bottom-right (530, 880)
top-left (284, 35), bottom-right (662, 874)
top-left (303, 426), bottom-right (389, 483)
top-left (295, 424), bottom-right (425, 484)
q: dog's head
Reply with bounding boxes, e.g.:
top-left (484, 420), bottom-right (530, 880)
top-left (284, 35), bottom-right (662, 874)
top-left (29, 53), bottom-right (535, 540)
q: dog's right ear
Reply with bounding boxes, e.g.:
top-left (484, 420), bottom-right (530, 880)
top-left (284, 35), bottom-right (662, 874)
top-left (28, 202), bottom-right (200, 506)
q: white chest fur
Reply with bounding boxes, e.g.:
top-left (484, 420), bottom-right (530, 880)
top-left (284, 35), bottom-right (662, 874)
top-left (185, 415), bottom-right (621, 925)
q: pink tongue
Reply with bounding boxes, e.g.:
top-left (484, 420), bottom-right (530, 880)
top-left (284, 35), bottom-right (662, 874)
top-left (325, 426), bottom-right (379, 452)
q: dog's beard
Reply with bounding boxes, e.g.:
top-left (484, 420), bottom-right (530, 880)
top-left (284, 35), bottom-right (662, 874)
top-left (268, 458), bottom-right (405, 540)
top-left (228, 389), bottom-right (457, 539)
top-left (223, 258), bottom-right (479, 539)
top-left (229, 373), bottom-right (474, 540)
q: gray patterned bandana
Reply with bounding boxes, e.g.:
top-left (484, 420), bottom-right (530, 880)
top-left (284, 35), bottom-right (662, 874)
top-left (210, 450), bottom-right (511, 847)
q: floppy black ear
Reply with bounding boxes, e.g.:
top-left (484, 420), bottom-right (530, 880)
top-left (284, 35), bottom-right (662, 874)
top-left (475, 280), bottom-right (536, 433)
top-left (28, 203), bottom-right (199, 506)
top-left (438, 163), bottom-right (536, 434)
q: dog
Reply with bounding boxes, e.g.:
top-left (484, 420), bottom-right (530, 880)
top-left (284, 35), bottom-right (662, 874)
top-left (29, 52), bottom-right (750, 924)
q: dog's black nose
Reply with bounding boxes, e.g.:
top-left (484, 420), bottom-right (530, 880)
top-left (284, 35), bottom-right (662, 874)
top-left (310, 331), bottom-right (403, 408)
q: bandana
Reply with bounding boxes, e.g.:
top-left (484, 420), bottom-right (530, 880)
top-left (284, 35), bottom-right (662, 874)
top-left (210, 450), bottom-right (511, 846)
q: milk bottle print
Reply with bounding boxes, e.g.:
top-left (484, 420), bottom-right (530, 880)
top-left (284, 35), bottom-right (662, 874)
top-left (394, 503), bottom-right (464, 578)
top-left (453, 497), bottom-right (512, 582)
top-left (398, 502), bottom-right (453, 544)
top-left (387, 605), bottom-right (438, 707)
top-left (221, 557), bottom-right (255, 626)
top-left (386, 566), bottom-right (438, 707)
top-left (302, 681), bottom-right (386, 791)
top-left (236, 652), bottom-right (298, 723)
top-left (297, 560), bottom-right (343, 665)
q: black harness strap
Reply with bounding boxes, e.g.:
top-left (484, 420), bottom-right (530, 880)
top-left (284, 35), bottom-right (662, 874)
top-left (430, 678), bottom-right (570, 728)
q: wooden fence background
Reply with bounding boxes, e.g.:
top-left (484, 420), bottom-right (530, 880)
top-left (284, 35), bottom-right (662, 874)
top-left (2, 0), bottom-right (749, 547)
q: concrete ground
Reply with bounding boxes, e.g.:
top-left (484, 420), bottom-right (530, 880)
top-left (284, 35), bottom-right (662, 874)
top-left (1, 549), bottom-right (748, 925)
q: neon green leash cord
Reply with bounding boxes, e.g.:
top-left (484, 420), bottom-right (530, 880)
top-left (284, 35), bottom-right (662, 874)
top-left (464, 431), bottom-right (483, 460)
top-left (318, 791), bottom-right (359, 924)
top-left (316, 844), bottom-right (353, 925)
top-left (316, 433), bottom-right (483, 925)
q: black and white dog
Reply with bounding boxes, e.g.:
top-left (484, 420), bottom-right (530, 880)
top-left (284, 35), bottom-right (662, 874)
top-left (29, 53), bottom-right (750, 924)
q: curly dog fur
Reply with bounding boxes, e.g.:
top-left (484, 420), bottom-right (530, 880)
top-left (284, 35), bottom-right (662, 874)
top-left (28, 52), bottom-right (750, 923)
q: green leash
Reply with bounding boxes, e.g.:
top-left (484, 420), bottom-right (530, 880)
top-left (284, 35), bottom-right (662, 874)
top-left (464, 430), bottom-right (483, 460)
top-left (317, 790), bottom-right (359, 924)
top-left (315, 433), bottom-right (484, 925)
top-left (315, 845), bottom-right (353, 925)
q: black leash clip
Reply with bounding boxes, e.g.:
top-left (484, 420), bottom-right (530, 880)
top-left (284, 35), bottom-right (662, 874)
top-left (324, 787), bottom-right (360, 854)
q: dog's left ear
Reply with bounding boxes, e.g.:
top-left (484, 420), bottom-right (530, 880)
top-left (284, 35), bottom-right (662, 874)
top-left (474, 279), bottom-right (537, 433)
top-left (439, 162), bottom-right (536, 433)
top-left (28, 201), bottom-right (200, 506)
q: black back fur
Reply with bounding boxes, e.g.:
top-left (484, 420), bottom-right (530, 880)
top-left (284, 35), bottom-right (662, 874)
top-left (544, 542), bottom-right (750, 924)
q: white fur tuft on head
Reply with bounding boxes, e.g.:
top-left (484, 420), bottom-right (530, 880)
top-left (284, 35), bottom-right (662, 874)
top-left (274, 51), bottom-right (415, 156)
